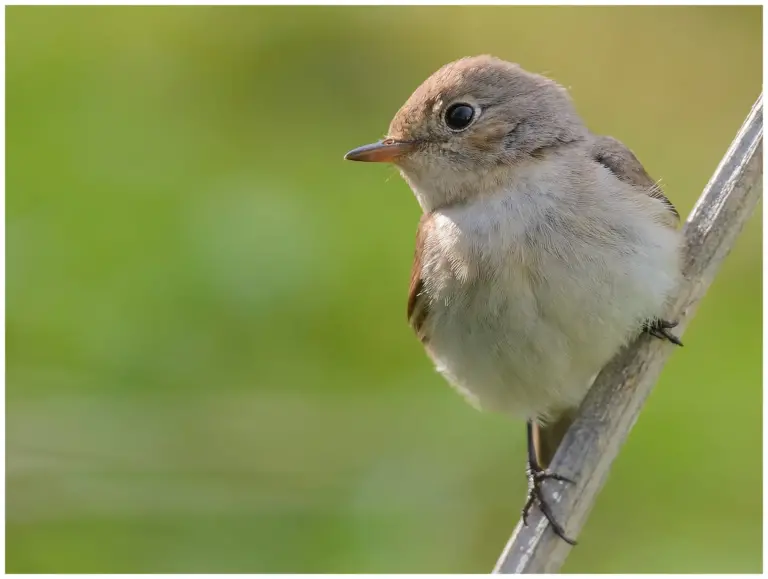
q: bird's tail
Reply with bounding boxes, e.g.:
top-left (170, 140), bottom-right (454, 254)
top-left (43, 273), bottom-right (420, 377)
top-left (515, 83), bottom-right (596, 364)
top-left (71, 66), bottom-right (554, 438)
top-left (532, 408), bottom-right (578, 467)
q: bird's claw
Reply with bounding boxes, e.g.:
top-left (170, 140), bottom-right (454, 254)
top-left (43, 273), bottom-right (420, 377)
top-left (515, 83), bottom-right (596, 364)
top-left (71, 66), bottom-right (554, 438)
top-left (643, 319), bottom-right (683, 347)
top-left (521, 462), bottom-right (577, 545)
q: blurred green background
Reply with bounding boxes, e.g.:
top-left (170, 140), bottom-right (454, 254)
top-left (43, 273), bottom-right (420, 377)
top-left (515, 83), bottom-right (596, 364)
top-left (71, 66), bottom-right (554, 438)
top-left (6, 5), bottom-right (762, 573)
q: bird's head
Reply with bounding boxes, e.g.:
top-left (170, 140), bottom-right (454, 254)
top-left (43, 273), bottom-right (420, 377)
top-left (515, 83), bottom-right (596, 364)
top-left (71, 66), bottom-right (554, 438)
top-left (345, 55), bottom-right (587, 210)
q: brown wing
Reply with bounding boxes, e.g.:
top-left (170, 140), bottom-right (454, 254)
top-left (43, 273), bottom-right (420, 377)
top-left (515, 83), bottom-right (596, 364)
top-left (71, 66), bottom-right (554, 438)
top-left (407, 213), bottom-right (433, 342)
top-left (591, 134), bottom-right (679, 226)
top-left (534, 136), bottom-right (678, 466)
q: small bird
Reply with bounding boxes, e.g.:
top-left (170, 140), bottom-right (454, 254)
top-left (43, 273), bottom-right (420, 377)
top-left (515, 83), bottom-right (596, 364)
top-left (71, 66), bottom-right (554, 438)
top-left (345, 56), bottom-right (682, 544)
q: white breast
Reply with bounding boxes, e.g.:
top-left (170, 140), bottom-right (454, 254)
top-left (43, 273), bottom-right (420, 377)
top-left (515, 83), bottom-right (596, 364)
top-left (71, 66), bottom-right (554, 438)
top-left (417, 158), bottom-right (681, 419)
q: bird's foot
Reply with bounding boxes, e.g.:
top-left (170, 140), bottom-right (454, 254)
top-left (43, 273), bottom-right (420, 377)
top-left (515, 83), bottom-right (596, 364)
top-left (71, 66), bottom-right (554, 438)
top-left (643, 319), bottom-right (683, 346)
top-left (521, 461), bottom-right (577, 545)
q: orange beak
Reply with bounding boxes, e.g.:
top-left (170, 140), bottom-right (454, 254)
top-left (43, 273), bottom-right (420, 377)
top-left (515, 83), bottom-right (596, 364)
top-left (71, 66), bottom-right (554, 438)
top-left (344, 139), bottom-right (414, 163)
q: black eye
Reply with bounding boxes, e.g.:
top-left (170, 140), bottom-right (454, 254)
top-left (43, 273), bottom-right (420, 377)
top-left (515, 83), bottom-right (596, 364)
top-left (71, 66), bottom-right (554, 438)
top-left (444, 103), bottom-right (475, 131)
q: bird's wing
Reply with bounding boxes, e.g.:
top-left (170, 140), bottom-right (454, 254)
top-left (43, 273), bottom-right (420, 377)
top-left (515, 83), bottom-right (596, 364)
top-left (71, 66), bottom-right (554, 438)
top-left (534, 136), bottom-right (679, 466)
top-left (407, 213), bottom-right (433, 342)
top-left (590, 134), bottom-right (680, 228)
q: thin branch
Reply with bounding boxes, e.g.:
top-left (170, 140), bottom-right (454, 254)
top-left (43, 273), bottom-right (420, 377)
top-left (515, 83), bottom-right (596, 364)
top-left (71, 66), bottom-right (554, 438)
top-left (494, 94), bottom-right (763, 574)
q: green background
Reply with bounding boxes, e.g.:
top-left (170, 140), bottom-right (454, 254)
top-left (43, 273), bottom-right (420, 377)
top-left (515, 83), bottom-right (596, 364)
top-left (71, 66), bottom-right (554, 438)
top-left (6, 6), bottom-right (762, 573)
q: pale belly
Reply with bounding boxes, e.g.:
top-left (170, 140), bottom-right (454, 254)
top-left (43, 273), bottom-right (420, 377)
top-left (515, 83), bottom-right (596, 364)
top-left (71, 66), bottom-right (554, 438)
top-left (419, 230), bottom-right (678, 420)
top-left (422, 275), bottom-right (609, 419)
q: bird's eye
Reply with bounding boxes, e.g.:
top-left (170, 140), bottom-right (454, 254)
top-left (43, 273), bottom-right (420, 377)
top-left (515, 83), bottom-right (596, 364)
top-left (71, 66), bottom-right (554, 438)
top-left (444, 103), bottom-right (476, 131)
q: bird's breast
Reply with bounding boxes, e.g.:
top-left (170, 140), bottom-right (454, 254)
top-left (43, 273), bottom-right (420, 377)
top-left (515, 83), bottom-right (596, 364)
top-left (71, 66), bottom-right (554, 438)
top-left (414, 188), bottom-right (680, 418)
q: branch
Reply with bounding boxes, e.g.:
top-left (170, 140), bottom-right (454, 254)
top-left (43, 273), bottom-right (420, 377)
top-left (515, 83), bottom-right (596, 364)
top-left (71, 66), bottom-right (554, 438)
top-left (493, 94), bottom-right (763, 574)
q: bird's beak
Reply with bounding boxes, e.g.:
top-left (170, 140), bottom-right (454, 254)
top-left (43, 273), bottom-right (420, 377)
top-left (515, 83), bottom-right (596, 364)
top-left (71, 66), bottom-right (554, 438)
top-left (344, 139), bottom-right (414, 163)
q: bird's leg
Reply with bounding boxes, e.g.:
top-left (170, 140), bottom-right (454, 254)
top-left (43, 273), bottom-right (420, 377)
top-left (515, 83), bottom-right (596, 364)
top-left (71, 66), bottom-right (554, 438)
top-left (643, 319), bottom-right (683, 346)
top-left (521, 420), bottom-right (577, 545)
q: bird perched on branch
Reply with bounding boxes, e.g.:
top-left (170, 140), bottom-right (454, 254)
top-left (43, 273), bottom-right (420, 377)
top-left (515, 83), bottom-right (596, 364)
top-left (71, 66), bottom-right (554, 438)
top-left (345, 55), bottom-right (682, 544)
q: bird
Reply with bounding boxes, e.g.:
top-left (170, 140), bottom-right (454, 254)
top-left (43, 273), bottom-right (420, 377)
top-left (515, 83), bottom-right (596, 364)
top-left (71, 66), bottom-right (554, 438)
top-left (344, 55), bottom-right (682, 544)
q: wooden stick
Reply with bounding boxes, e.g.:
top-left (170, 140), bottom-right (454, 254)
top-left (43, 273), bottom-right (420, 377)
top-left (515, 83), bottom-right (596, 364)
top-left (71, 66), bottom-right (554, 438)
top-left (493, 94), bottom-right (763, 574)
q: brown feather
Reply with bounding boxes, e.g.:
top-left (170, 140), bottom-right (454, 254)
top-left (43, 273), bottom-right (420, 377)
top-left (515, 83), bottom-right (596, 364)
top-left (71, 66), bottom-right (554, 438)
top-left (591, 135), bottom-right (679, 226)
top-left (407, 213), bottom-right (433, 341)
